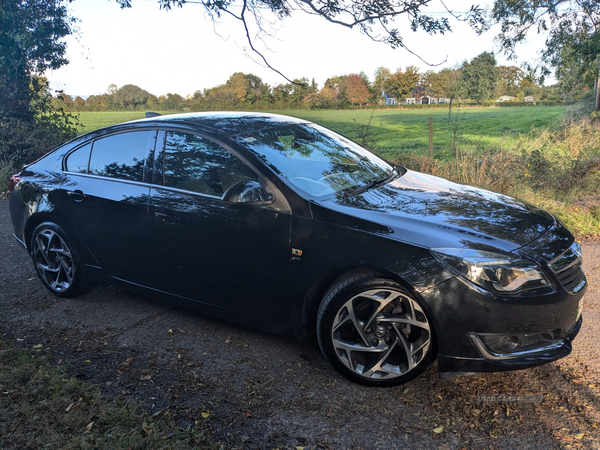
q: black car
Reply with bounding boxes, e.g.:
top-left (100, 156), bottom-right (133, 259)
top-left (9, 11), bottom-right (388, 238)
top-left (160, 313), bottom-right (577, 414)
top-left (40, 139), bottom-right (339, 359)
top-left (8, 112), bottom-right (586, 386)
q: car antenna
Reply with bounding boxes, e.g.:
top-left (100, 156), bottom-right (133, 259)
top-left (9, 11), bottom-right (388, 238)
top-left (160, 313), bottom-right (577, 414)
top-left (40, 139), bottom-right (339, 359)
top-left (145, 112), bottom-right (161, 118)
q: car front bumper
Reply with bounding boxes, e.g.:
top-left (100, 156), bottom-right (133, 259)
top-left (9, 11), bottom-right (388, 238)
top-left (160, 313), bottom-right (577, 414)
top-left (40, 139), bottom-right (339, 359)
top-left (420, 272), bottom-right (586, 376)
top-left (437, 313), bottom-right (582, 375)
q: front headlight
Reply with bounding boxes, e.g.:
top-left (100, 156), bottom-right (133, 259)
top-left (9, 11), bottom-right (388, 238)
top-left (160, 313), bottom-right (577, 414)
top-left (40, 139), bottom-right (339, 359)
top-left (431, 248), bottom-right (550, 293)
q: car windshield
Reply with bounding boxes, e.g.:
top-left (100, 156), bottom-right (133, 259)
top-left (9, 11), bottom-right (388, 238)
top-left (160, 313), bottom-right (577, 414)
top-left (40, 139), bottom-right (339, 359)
top-left (235, 123), bottom-right (394, 197)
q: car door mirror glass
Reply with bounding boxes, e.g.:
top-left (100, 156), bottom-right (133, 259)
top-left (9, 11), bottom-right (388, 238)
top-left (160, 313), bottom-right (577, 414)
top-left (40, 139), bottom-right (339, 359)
top-left (222, 180), bottom-right (276, 206)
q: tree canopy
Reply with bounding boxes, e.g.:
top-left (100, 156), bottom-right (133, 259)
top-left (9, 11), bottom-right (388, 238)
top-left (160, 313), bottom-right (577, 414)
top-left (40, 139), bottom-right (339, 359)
top-left (0, 0), bottom-right (79, 171)
top-left (452, 52), bottom-right (499, 104)
top-left (1, 0), bottom-right (73, 119)
top-left (492, 0), bottom-right (600, 84)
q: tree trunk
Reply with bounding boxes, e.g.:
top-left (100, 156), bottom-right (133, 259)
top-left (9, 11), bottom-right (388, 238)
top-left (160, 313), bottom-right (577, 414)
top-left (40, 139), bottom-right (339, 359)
top-left (596, 60), bottom-right (600, 110)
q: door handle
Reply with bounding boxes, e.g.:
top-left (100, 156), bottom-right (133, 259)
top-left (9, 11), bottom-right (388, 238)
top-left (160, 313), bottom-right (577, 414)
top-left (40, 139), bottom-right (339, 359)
top-left (67, 189), bottom-right (85, 202)
top-left (154, 212), bottom-right (176, 225)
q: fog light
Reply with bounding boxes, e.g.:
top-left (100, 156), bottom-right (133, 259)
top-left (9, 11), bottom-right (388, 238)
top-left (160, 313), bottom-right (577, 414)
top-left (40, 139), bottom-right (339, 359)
top-left (470, 331), bottom-right (558, 360)
top-left (501, 335), bottom-right (519, 351)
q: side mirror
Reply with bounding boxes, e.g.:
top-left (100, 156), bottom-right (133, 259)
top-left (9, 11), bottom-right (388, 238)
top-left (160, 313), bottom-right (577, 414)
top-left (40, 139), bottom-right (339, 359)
top-left (222, 180), bottom-right (276, 206)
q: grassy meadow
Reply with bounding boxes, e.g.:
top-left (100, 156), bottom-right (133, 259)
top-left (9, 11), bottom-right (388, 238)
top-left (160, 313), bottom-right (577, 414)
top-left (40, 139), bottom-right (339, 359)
top-left (76, 106), bottom-right (565, 160)
top-left (273, 106), bottom-right (565, 159)
top-left (73, 106), bottom-right (600, 237)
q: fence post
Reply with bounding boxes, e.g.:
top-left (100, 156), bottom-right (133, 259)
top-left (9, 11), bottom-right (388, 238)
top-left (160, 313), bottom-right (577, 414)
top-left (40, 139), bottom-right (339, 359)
top-left (428, 117), bottom-right (433, 158)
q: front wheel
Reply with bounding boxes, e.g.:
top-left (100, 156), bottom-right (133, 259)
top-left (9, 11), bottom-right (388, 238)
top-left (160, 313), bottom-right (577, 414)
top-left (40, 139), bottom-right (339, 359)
top-left (31, 222), bottom-right (89, 298)
top-left (317, 274), bottom-right (435, 386)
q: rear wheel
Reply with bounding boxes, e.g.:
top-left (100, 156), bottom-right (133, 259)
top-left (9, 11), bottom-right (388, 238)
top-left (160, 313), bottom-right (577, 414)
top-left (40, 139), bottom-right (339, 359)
top-left (317, 273), bottom-right (435, 386)
top-left (31, 222), bottom-right (89, 297)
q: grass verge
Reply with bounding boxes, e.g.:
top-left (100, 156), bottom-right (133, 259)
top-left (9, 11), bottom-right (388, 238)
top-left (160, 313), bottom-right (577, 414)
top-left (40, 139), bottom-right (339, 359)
top-left (399, 116), bottom-right (600, 238)
top-left (0, 336), bottom-right (216, 449)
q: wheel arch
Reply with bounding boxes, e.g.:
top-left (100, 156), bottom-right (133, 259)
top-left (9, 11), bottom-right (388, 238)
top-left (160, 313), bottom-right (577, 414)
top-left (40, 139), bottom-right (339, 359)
top-left (301, 264), bottom-right (432, 342)
top-left (24, 213), bottom-right (63, 252)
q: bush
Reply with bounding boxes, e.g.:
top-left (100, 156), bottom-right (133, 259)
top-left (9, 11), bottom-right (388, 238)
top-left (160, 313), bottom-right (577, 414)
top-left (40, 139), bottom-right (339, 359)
top-left (494, 101), bottom-right (537, 107)
top-left (0, 165), bottom-right (16, 193)
top-left (538, 100), bottom-right (565, 107)
top-left (0, 78), bottom-right (79, 174)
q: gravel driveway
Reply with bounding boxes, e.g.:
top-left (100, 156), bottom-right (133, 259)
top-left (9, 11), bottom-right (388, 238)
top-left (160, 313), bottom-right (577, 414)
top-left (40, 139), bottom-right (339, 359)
top-left (0, 197), bottom-right (598, 449)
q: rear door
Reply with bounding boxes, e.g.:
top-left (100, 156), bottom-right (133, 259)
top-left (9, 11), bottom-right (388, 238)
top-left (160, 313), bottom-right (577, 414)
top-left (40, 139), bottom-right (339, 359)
top-left (147, 129), bottom-right (292, 322)
top-left (60, 129), bottom-right (157, 283)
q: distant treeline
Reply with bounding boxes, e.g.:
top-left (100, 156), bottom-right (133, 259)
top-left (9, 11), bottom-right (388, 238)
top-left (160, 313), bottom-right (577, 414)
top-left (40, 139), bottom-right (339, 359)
top-left (54, 53), bottom-right (574, 112)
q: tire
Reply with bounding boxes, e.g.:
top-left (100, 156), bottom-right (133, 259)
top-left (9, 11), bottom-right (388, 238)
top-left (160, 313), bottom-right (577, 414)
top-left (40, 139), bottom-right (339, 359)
top-left (317, 273), bottom-right (435, 386)
top-left (30, 222), bottom-right (89, 298)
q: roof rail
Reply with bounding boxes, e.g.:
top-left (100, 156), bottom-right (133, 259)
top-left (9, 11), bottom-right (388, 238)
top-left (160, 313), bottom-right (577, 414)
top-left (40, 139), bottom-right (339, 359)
top-left (145, 112), bottom-right (161, 118)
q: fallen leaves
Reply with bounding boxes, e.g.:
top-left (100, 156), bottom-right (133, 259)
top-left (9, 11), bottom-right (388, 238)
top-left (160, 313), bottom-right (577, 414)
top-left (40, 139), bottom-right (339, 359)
top-left (65, 402), bottom-right (76, 412)
top-left (83, 421), bottom-right (94, 433)
top-left (433, 426), bottom-right (444, 434)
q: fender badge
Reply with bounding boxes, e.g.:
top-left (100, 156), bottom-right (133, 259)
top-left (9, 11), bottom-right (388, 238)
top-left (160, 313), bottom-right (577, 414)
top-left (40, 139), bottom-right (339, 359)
top-left (291, 248), bottom-right (303, 256)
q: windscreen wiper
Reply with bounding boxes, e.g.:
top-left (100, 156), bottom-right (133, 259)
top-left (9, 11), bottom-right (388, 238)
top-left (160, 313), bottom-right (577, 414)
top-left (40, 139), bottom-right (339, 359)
top-left (351, 169), bottom-right (398, 196)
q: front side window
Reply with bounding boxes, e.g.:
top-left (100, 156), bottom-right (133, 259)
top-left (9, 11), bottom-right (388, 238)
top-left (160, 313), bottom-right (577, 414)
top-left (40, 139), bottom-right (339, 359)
top-left (161, 131), bottom-right (258, 197)
top-left (234, 123), bottom-right (393, 197)
top-left (88, 131), bottom-right (154, 182)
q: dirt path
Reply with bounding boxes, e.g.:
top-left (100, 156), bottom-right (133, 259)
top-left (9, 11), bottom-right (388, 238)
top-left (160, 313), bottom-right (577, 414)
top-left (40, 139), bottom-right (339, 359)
top-left (1, 198), bottom-right (598, 449)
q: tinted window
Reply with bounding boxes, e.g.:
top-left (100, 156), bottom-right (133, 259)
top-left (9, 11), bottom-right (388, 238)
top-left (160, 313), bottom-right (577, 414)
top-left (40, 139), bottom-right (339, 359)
top-left (161, 131), bottom-right (257, 196)
top-left (65, 143), bottom-right (92, 173)
top-left (89, 131), bottom-right (153, 182)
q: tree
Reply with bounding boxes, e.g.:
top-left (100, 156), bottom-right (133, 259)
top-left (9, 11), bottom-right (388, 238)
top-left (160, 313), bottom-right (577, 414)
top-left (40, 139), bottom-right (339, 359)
top-left (491, 1), bottom-right (600, 106)
top-left (324, 75), bottom-right (350, 104)
top-left (0, 0), bottom-right (79, 171)
top-left (383, 66), bottom-right (420, 102)
top-left (114, 84), bottom-right (151, 109)
top-left (225, 73), bottom-right (271, 105)
top-left (452, 52), bottom-right (499, 103)
top-left (346, 74), bottom-right (372, 106)
top-left (496, 65), bottom-right (524, 98)
top-left (373, 67), bottom-right (391, 95)
top-left (288, 77), bottom-right (315, 105)
top-left (424, 67), bottom-right (460, 98)
top-left (159, 93), bottom-right (185, 110)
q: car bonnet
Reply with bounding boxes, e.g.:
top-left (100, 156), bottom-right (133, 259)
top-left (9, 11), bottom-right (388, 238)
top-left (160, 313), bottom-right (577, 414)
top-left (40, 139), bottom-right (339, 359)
top-left (313, 169), bottom-right (555, 252)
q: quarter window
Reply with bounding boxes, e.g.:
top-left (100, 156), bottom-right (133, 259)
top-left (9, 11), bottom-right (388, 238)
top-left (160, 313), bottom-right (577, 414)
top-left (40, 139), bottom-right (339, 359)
top-left (89, 131), bottom-right (154, 182)
top-left (161, 131), bottom-right (257, 196)
top-left (65, 143), bottom-right (92, 173)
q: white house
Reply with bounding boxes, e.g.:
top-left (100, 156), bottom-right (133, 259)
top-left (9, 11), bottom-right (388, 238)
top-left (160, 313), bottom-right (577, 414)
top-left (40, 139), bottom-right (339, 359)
top-left (497, 95), bottom-right (516, 102)
top-left (524, 96), bottom-right (535, 102)
top-left (382, 91), bottom-right (398, 105)
top-left (419, 95), bottom-right (438, 105)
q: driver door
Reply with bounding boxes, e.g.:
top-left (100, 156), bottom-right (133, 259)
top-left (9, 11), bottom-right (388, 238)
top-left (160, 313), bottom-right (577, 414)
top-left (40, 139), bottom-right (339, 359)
top-left (147, 130), bottom-right (292, 322)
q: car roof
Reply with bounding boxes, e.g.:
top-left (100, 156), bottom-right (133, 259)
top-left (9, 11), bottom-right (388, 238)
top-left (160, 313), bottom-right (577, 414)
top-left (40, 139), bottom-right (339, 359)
top-left (124, 111), bottom-right (310, 137)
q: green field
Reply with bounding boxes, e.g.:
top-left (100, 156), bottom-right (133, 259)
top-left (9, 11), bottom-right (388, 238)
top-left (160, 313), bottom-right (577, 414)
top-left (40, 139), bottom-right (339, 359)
top-left (274, 106), bottom-right (565, 157)
top-left (76, 106), bottom-right (566, 159)
top-left (76, 111), bottom-right (155, 133)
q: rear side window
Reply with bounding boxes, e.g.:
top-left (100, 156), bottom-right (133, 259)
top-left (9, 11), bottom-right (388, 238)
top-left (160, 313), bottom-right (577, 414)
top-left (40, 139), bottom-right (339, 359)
top-left (89, 131), bottom-right (154, 182)
top-left (65, 143), bottom-right (92, 173)
top-left (160, 131), bottom-right (257, 196)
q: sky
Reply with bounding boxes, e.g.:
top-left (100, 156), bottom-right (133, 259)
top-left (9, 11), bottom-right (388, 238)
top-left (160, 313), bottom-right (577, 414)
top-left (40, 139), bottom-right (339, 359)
top-left (45, 0), bottom-right (553, 98)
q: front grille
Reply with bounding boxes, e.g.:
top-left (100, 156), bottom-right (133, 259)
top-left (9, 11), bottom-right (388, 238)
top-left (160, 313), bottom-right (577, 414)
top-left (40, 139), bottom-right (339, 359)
top-left (550, 246), bottom-right (586, 294)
